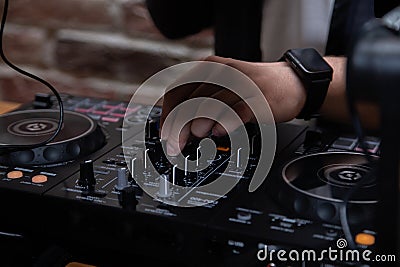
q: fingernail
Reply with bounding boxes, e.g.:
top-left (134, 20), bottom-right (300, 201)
top-left (159, 128), bottom-right (166, 140)
top-left (167, 142), bottom-right (179, 156)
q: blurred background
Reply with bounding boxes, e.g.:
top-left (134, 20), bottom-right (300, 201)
top-left (0, 0), bottom-right (213, 104)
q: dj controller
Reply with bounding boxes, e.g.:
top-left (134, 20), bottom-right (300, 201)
top-left (0, 93), bottom-right (381, 267)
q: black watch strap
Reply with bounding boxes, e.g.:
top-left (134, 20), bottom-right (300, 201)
top-left (280, 48), bottom-right (332, 120)
top-left (297, 78), bottom-right (330, 120)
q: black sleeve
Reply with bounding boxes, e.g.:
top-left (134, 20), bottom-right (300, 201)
top-left (145, 0), bottom-right (214, 39)
top-left (374, 0), bottom-right (400, 17)
top-left (213, 0), bottom-right (263, 61)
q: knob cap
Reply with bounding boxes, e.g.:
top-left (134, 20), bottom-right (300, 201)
top-left (304, 130), bottom-right (322, 148)
top-left (33, 93), bottom-right (52, 109)
top-left (79, 159), bottom-right (96, 192)
top-left (115, 167), bottom-right (129, 191)
top-left (145, 119), bottom-right (159, 140)
top-left (118, 187), bottom-right (137, 210)
top-left (158, 174), bottom-right (172, 198)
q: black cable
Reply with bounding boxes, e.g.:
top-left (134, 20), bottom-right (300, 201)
top-left (0, 0), bottom-right (63, 151)
top-left (336, 90), bottom-right (379, 267)
top-left (338, 5), bottom-right (382, 253)
top-left (340, 76), bottom-right (377, 253)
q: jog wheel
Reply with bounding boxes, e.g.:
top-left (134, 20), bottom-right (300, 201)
top-left (271, 152), bottom-right (379, 225)
top-left (0, 110), bottom-right (106, 166)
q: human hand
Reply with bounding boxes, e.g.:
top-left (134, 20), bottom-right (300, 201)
top-left (160, 56), bottom-right (307, 155)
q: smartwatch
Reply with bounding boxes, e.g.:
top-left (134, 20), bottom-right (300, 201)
top-left (281, 48), bottom-right (333, 120)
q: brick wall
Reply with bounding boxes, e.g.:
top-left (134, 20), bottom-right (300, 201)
top-left (0, 0), bottom-right (214, 104)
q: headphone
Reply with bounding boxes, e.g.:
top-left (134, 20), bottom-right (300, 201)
top-left (346, 5), bottom-right (400, 260)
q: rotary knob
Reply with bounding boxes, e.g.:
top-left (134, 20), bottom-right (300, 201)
top-left (145, 119), bottom-right (159, 140)
top-left (115, 167), bottom-right (129, 191)
top-left (158, 174), bottom-right (172, 198)
top-left (118, 187), bottom-right (137, 211)
top-left (79, 159), bottom-right (96, 192)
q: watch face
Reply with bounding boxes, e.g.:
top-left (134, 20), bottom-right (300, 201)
top-left (286, 48), bottom-right (333, 80)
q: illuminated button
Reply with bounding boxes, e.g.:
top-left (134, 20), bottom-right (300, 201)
top-left (74, 105), bottom-right (93, 113)
top-left (101, 116), bottom-right (120, 123)
top-left (103, 103), bottom-right (122, 109)
top-left (355, 233), bottom-right (375, 246)
top-left (355, 141), bottom-right (380, 154)
top-left (217, 146), bottom-right (230, 152)
top-left (112, 106), bottom-right (141, 117)
top-left (7, 171), bottom-right (23, 179)
top-left (109, 111), bottom-right (126, 118)
top-left (32, 175), bottom-right (48, 184)
top-left (92, 105), bottom-right (112, 115)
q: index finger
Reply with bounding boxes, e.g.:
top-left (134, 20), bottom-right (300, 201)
top-left (160, 60), bottom-right (227, 131)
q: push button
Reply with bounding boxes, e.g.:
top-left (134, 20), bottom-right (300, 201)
top-left (32, 175), bottom-right (48, 184)
top-left (237, 211), bottom-right (252, 221)
top-left (355, 233), bottom-right (375, 246)
top-left (7, 171), bottom-right (23, 179)
top-left (332, 137), bottom-right (357, 150)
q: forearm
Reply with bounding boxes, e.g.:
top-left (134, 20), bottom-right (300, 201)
top-left (319, 57), bottom-right (379, 129)
top-left (159, 55), bottom-right (380, 155)
top-left (258, 56), bottom-right (379, 129)
top-left (319, 57), bottom-right (348, 121)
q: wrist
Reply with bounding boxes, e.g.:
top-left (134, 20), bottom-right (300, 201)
top-left (263, 62), bottom-right (307, 122)
top-left (284, 63), bottom-right (307, 119)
